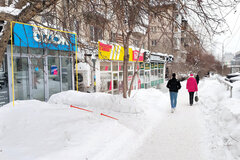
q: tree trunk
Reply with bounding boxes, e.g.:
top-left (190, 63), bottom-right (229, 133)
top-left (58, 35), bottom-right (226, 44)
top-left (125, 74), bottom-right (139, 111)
top-left (123, 43), bottom-right (129, 98)
top-left (122, 32), bottom-right (131, 98)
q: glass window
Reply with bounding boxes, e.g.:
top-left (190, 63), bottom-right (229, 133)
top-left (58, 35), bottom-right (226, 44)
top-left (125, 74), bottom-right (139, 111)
top-left (0, 55), bottom-right (9, 106)
top-left (128, 63), bottom-right (133, 70)
top-left (48, 56), bottom-right (61, 97)
top-left (30, 58), bottom-right (44, 101)
top-left (112, 62), bottom-right (118, 71)
top-left (140, 70), bottom-right (144, 83)
top-left (61, 57), bottom-right (72, 91)
top-left (100, 72), bottom-right (111, 92)
top-left (119, 72), bottom-right (123, 81)
top-left (13, 57), bottom-right (30, 100)
top-left (100, 62), bottom-right (111, 71)
top-left (113, 73), bottom-right (118, 90)
top-left (119, 63), bottom-right (123, 71)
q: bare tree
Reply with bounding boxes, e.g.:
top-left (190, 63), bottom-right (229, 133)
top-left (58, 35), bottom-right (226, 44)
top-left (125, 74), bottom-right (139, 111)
top-left (0, 0), bottom-right (59, 66)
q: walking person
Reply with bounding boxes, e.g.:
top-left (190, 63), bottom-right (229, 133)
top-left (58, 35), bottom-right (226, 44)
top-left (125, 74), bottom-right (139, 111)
top-left (195, 74), bottom-right (200, 85)
top-left (166, 73), bottom-right (181, 113)
top-left (186, 73), bottom-right (198, 106)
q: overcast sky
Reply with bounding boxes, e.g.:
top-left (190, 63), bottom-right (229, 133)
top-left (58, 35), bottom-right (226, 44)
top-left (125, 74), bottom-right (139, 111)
top-left (213, 4), bottom-right (240, 59)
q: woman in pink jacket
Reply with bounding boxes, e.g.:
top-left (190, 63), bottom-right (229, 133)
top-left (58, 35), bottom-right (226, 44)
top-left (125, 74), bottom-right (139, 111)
top-left (186, 74), bottom-right (198, 106)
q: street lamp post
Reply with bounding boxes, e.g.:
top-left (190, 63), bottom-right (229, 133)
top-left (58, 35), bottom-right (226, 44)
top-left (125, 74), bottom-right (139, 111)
top-left (222, 37), bottom-right (230, 75)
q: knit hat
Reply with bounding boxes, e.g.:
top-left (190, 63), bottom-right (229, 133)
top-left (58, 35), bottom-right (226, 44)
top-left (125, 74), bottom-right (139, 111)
top-left (190, 73), bottom-right (194, 77)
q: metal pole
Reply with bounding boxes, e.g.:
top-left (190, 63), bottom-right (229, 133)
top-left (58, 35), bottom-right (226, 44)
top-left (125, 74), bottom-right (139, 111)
top-left (222, 37), bottom-right (230, 75)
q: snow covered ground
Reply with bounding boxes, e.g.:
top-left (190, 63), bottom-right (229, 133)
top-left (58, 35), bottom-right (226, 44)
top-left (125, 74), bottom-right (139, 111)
top-left (0, 75), bottom-right (239, 160)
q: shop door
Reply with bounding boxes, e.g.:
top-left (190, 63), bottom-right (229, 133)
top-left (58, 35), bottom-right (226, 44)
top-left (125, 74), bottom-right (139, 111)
top-left (112, 72), bottom-right (119, 94)
top-left (30, 57), bottom-right (45, 101)
top-left (48, 56), bottom-right (61, 98)
top-left (61, 57), bottom-right (72, 91)
top-left (144, 70), bottom-right (150, 89)
top-left (13, 56), bottom-right (30, 100)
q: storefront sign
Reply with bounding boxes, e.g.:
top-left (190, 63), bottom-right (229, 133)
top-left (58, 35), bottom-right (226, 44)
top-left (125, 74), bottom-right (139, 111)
top-left (14, 23), bottom-right (76, 51)
top-left (131, 50), bottom-right (144, 62)
top-left (150, 55), bottom-right (164, 61)
top-left (140, 62), bottom-right (144, 70)
top-left (151, 62), bottom-right (155, 69)
top-left (158, 63), bottom-right (164, 68)
top-left (145, 63), bottom-right (150, 70)
top-left (98, 42), bottom-right (125, 61)
top-left (98, 42), bottom-right (140, 62)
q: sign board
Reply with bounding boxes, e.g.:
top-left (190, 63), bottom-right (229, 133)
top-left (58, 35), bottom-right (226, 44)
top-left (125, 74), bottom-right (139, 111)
top-left (51, 65), bottom-right (58, 75)
top-left (158, 63), bottom-right (164, 68)
top-left (140, 62), bottom-right (144, 70)
top-left (151, 62), bottom-right (155, 69)
top-left (150, 54), bottom-right (165, 62)
top-left (145, 63), bottom-right (150, 70)
top-left (13, 23), bottom-right (76, 51)
top-left (132, 50), bottom-right (144, 62)
top-left (98, 42), bottom-right (143, 62)
top-left (98, 42), bottom-right (126, 61)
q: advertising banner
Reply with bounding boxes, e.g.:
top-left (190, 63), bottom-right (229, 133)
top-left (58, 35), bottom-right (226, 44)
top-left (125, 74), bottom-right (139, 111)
top-left (98, 42), bottom-right (143, 62)
top-left (131, 50), bottom-right (144, 62)
top-left (50, 65), bottom-right (58, 75)
top-left (13, 23), bottom-right (76, 51)
top-left (98, 42), bottom-right (125, 61)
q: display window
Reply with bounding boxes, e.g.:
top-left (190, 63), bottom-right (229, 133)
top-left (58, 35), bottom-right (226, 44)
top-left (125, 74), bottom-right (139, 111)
top-left (100, 62), bottom-right (111, 71)
top-left (100, 72), bottom-right (111, 92)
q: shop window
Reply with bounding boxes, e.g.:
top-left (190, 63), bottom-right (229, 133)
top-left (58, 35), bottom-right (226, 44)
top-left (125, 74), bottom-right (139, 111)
top-left (100, 72), bottom-right (111, 92)
top-left (128, 63), bottom-right (133, 70)
top-left (119, 63), bottom-right (123, 71)
top-left (112, 62), bottom-right (118, 71)
top-left (113, 73), bottom-right (118, 90)
top-left (100, 62), bottom-right (111, 71)
top-left (151, 70), bottom-right (155, 76)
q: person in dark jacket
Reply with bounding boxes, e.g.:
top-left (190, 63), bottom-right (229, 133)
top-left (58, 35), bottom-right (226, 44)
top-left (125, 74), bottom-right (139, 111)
top-left (195, 74), bottom-right (200, 85)
top-left (166, 73), bottom-right (181, 113)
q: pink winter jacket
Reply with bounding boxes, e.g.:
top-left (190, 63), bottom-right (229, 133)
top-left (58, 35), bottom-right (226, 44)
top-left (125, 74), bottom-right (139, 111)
top-left (186, 77), bottom-right (198, 92)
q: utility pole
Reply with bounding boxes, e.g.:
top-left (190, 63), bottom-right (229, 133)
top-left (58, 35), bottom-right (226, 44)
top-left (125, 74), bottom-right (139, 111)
top-left (222, 37), bottom-right (230, 75)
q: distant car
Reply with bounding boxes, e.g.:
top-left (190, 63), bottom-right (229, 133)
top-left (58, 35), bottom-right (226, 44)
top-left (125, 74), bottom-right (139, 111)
top-left (226, 72), bottom-right (240, 79)
top-left (229, 75), bottom-right (240, 83)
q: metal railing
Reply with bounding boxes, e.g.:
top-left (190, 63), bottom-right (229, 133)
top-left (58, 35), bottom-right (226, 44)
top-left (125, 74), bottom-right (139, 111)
top-left (217, 76), bottom-right (233, 98)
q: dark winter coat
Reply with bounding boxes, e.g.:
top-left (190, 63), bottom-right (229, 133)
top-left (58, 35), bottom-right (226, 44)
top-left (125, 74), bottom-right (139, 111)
top-left (166, 78), bottom-right (181, 92)
top-left (195, 75), bottom-right (200, 84)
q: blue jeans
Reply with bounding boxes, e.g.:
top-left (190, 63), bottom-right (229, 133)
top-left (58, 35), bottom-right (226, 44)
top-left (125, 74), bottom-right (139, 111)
top-left (170, 92), bottom-right (178, 108)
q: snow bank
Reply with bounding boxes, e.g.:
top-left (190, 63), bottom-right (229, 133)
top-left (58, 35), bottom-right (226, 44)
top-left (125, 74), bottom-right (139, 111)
top-left (0, 88), bottom-right (169, 160)
top-left (48, 90), bottom-right (143, 114)
top-left (199, 76), bottom-right (240, 160)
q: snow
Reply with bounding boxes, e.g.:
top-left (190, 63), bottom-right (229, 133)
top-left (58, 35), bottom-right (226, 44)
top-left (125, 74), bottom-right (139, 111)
top-left (0, 7), bottom-right (22, 16)
top-left (0, 75), bottom-right (240, 160)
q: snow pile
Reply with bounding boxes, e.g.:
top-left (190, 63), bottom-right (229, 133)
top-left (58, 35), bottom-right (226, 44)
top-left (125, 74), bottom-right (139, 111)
top-left (0, 88), bottom-right (169, 160)
top-left (48, 90), bottom-right (144, 114)
top-left (199, 76), bottom-right (240, 160)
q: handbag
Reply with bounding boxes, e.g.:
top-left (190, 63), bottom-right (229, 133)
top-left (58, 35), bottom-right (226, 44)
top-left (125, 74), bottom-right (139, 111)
top-left (195, 92), bottom-right (199, 102)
